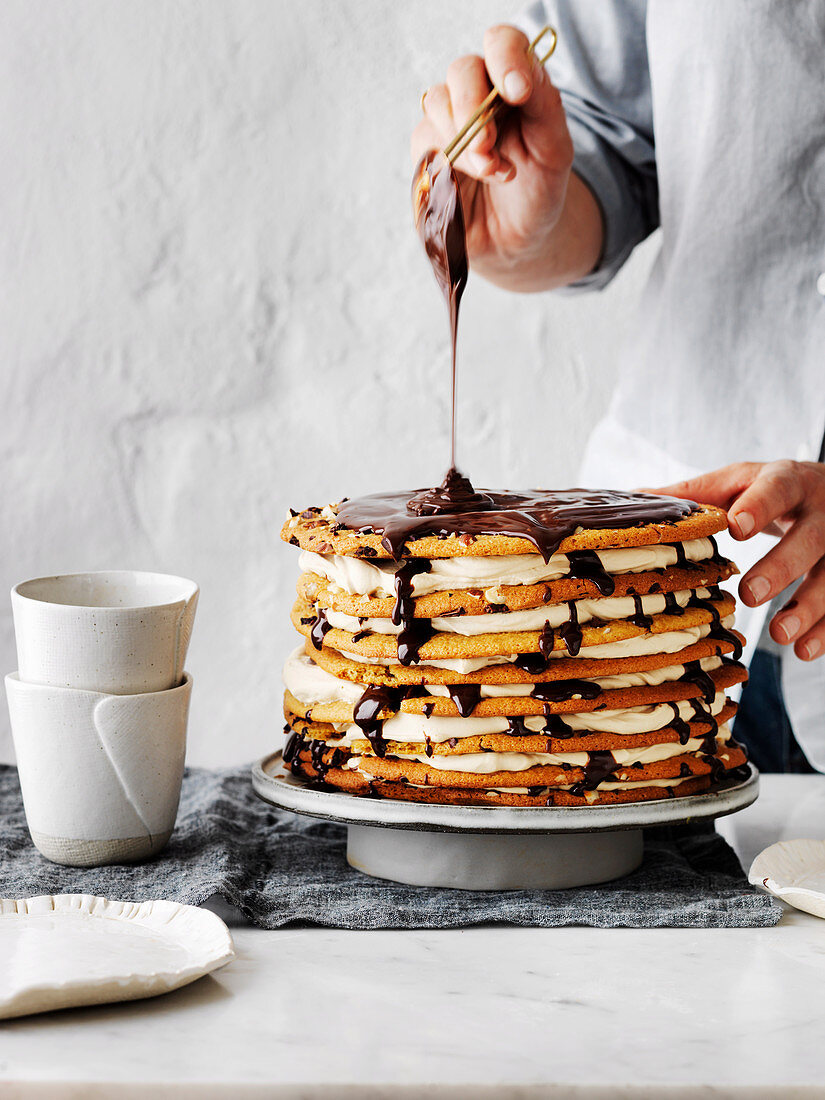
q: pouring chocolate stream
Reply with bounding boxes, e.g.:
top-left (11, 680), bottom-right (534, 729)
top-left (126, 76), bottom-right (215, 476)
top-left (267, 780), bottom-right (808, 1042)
top-left (335, 148), bottom-right (699, 562)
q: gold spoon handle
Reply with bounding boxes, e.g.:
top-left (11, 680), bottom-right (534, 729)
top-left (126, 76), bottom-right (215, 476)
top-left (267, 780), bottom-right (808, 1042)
top-left (443, 25), bottom-right (557, 165)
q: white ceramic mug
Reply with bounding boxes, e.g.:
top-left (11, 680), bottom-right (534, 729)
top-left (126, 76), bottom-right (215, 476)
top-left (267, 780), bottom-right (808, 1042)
top-left (11, 571), bottom-right (198, 694)
top-left (5, 672), bottom-right (192, 866)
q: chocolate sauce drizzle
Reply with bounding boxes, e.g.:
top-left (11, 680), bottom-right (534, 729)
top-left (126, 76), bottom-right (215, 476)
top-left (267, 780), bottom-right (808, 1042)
top-left (283, 727), bottom-right (303, 765)
top-left (532, 679), bottom-right (602, 703)
top-left (663, 591), bottom-right (685, 616)
top-left (447, 683), bottom-right (482, 717)
top-left (336, 482), bottom-right (700, 564)
top-left (283, 727), bottom-right (346, 783)
top-left (391, 558), bottom-right (434, 665)
top-left (629, 593), bottom-right (653, 630)
top-left (310, 609), bottom-right (331, 650)
top-left (690, 698), bottom-right (718, 735)
top-left (538, 620), bottom-right (555, 660)
top-left (569, 751), bottom-right (617, 797)
top-left (513, 651), bottom-right (551, 675)
top-left (396, 620), bottom-right (434, 666)
top-left (558, 601), bottom-right (583, 656)
top-left (566, 549), bottom-right (616, 595)
top-left (680, 695), bottom-right (726, 783)
top-left (352, 685), bottom-right (410, 758)
top-left (674, 541), bottom-right (705, 572)
top-left (668, 702), bottom-right (693, 746)
top-left (683, 660), bottom-right (716, 704)
top-left (507, 713), bottom-right (575, 740)
top-left (545, 713), bottom-right (575, 739)
top-left (692, 584), bottom-right (744, 660)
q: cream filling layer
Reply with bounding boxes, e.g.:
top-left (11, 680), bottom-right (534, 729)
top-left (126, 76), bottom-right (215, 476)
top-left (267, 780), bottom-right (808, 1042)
top-left (299, 538), bottom-right (714, 598)
top-left (340, 722), bottom-right (732, 775)
top-left (331, 692), bottom-right (726, 743)
top-left (323, 587), bottom-right (712, 638)
top-left (337, 617), bottom-right (735, 672)
top-left (283, 646), bottom-right (724, 706)
top-left (284, 646), bottom-right (364, 705)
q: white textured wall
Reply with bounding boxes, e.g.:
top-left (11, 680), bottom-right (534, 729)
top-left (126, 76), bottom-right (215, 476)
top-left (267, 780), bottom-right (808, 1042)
top-left (0, 1), bottom-right (656, 765)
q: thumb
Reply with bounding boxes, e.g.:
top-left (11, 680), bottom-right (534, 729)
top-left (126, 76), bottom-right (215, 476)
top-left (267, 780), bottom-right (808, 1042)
top-left (482, 25), bottom-right (572, 174)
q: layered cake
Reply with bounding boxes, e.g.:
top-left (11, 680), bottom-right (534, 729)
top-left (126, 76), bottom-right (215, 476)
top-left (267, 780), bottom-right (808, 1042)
top-left (279, 475), bottom-right (749, 806)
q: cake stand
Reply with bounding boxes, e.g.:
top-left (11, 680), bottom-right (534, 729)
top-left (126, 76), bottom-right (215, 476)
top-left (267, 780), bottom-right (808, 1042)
top-left (252, 753), bottom-right (758, 891)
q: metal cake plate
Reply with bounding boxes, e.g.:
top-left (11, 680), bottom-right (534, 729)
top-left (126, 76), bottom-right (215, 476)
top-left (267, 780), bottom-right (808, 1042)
top-left (252, 753), bottom-right (759, 891)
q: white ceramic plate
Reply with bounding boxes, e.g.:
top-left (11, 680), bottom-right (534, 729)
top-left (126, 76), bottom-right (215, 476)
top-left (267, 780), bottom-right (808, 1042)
top-left (0, 894), bottom-right (235, 1019)
top-left (253, 752), bottom-right (759, 835)
top-left (749, 839), bottom-right (825, 919)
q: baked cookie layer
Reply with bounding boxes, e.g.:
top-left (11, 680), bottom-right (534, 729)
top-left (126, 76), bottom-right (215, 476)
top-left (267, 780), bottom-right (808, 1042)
top-left (296, 560), bottom-right (736, 618)
top-left (282, 501), bottom-right (728, 560)
top-left (283, 662), bottom-right (746, 723)
top-left (291, 592), bottom-right (737, 662)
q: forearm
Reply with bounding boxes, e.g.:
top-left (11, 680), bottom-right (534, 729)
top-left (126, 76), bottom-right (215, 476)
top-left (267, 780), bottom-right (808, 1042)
top-left (472, 172), bottom-right (604, 294)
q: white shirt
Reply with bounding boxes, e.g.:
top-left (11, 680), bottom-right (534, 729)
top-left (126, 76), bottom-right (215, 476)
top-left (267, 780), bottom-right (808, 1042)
top-left (517, 0), bottom-right (825, 767)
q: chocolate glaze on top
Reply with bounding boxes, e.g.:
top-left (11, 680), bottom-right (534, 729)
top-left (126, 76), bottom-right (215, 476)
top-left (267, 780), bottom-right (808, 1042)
top-left (335, 479), bottom-right (700, 563)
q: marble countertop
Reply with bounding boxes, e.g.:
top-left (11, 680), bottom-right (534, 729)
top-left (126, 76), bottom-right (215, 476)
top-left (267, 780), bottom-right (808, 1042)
top-left (3, 774), bottom-right (825, 1099)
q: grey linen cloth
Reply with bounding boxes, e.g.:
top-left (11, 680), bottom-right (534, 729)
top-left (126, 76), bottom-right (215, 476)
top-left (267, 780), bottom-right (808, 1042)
top-left (0, 765), bottom-right (781, 928)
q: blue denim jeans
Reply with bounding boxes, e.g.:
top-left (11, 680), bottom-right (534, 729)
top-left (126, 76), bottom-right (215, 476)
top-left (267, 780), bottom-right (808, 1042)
top-left (732, 649), bottom-right (814, 774)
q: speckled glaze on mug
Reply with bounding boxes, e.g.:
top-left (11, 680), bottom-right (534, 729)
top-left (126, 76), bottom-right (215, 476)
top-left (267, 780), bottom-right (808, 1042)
top-left (11, 571), bottom-right (198, 694)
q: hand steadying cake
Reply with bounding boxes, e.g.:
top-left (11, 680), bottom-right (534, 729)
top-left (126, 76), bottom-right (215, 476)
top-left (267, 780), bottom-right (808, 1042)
top-left (412, 8), bottom-right (825, 773)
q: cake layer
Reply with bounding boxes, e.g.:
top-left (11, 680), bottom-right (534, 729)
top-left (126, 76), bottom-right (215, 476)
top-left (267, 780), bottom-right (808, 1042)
top-left (286, 691), bottom-right (730, 740)
top-left (284, 700), bottom-right (738, 756)
top-left (285, 642), bottom-right (734, 701)
top-left (291, 592), bottom-right (738, 663)
top-left (307, 631), bottom-right (745, 683)
top-left (282, 498), bottom-right (727, 560)
top-left (283, 644), bottom-right (746, 718)
top-left (318, 586), bottom-right (719, 637)
top-left (298, 537), bottom-right (727, 598)
top-left (283, 720), bottom-right (747, 804)
top-left (297, 560), bottom-right (735, 618)
top-left (284, 655), bottom-right (746, 722)
top-left (281, 767), bottom-right (717, 806)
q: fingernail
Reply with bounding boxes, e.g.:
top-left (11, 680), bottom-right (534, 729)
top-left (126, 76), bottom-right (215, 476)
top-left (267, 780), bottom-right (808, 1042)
top-left (494, 163), bottom-right (516, 183)
top-left (776, 614), bottom-right (801, 642)
top-left (502, 70), bottom-right (529, 101)
top-left (744, 575), bottom-right (771, 604)
top-left (801, 638), bottom-right (822, 660)
top-left (733, 511), bottom-right (755, 538)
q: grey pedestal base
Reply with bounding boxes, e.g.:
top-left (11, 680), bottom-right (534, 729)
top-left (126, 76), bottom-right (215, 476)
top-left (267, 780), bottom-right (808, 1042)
top-left (347, 823), bottom-right (644, 890)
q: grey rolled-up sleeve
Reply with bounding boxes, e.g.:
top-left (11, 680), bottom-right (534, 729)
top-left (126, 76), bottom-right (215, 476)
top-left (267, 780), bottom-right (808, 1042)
top-left (516, 0), bottom-right (658, 289)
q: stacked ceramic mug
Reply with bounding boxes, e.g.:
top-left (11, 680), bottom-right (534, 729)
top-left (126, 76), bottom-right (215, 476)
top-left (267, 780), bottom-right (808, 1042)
top-left (5, 571), bottom-right (198, 867)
